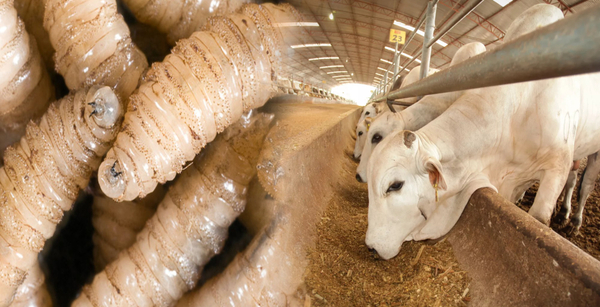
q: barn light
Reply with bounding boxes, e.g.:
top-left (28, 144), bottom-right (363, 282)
top-left (275, 22), bottom-right (320, 27)
top-left (375, 73), bottom-right (384, 77)
top-left (320, 65), bottom-right (345, 69)
top-left (291, 43), bottom-right (332, 48)
top-left (351, 73), bottom-right (354, 76)
top-left (329, 12), bottom-right (334, 20)
top-left (308, 57), bottom-right (340, 61)
top-left (393, 21), bottom-right (448, 47)
top-left (326, 71), bottom-right (348, 74)
top-left (332, 75), bottom-right (351, 78)
top-left (380, 58), bottom-right (393, 64)
top-left (493, 0), bottom-right (512, 7)
top-left (377, 67), bottom-right (391, 72)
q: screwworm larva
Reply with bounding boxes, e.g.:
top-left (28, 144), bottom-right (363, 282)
top-left (0, 0), bottom-right (54, 157)
top-left (14, 0), bottom-right (55, 72)
top-left (91, 185), bottom-right (166, 271)
top-left (8, 264), bottom-right (51, 307)
top-left (0, 86), bottom-right (122, 306)
top-left (97, 3), bottom-right (299, 201)
top-left (122, 0), bottom-right (248, 45)
top-left (73, 110), bottom-right (273, 307)
top-left (43, 0), bottom-right (148, 100)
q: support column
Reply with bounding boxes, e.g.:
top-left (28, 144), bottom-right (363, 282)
top-left (420, 0), bottom-right (437, 80)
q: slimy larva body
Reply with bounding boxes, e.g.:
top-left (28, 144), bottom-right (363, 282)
top-left (122, 0), bottom-right (248, 45)
top-left (0, 86), bottom-right (122, 306)
top-left (73, 111), bottom-right (273, 307)
top-left (14, 0), bottom-right (55, 72)
top-left (98, 3), bottom-right (298, 201)
top-left (91, 185), bottom-right (166, 271)
top-left (43, 0), bottom-right (148, 100)
top-left (0, 0), bottom-right (54, 157)
top-left (8, 264), bottom-right (51, 307)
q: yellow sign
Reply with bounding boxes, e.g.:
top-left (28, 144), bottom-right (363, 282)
top-left (389, 29), bottom-right (406, 44)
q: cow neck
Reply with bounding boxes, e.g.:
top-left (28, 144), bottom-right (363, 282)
top-left (400, 91), bottom-right (460, 132)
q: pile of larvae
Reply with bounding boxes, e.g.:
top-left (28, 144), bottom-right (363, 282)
top-left (0, 0), bottom-right (309, 305)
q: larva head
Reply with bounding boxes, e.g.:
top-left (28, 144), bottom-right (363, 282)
top-left (98, 158), bottom-right (125, 199)
top-left (98, 154), bottom-right (150, 202)
top-left (85, 86), bottom-right (122, 129)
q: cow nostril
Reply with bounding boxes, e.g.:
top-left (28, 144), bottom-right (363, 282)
top-left (356, 173), bottom-right (362, 182)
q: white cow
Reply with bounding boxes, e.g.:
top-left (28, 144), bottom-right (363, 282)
top-left (354, 117), bottom-right (372, 159)
top-left (364, 4), bottom-right (600, 260)
top-left (559, 152), bottom-right (600, 233)
top-left (359, 103), bottom-right (377, 123)
top-left (356, 42), bottom-right (486, 182)
top-left (354, 66), bottom-right (436, 160)
top-left (354, 103), bottom-right (378, 159)
top-left (354, 103), bottom-right (402, 159)
top-left (505, 4), bottom-right (599, 233)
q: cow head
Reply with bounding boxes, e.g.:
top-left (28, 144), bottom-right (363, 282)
top-left (360, 103), bottom-right (377, 122)
top-left (356, 112), bottom-right (403, 183)
top-left (365, 130), bottom-right (446, 259)
top-left (353, 117), bottom-right (373, 159)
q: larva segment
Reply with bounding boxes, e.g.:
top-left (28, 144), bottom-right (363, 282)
top-left (0, 0), bottom-right (54, 156)
top-left (174, 220), bottom-right (292, 306)
top-left (92, 185), bottom-right (167, 271)
top-left (9, 264), bottom-right (51, 307)
top-left (122, 0), bottom-right (248, 45)
top-left (43, 0), bottom-right (148, 100)
top-left (98, 3), bottom-right (295, 201)
top-left (14, 0), bottom-right (55, 72)
top-left (73, 111), bottom-right (273, 307)
top-left (0, 86), bottom-right (122, 306)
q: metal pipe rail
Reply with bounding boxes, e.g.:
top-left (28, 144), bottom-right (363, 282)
top-left (384, 0), bottom-right (486, 94)
top-left (375, 10), bottom-right (429, 95)
top-left (420, 1), bottom-right (437, 80)
top-left (370, 5), bottom-right (600, 105)
top-left (426, 0), bottom-right (485, 48)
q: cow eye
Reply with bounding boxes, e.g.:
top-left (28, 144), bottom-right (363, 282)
top-left (371, 133), bottom-right (382, 144)
top-left (386, 181), bottom-right (404, 193)
top-left (358, 131), bottom-right (363, 136)
top-left (365, 111), bottom-right (370, 115)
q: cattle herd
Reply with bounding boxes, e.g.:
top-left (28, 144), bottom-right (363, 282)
top-left (354, 4), bottom-right (600, 260)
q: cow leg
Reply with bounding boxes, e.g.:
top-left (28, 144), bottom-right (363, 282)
top-left (529, 168), bottom-right (570, 225)
top-left (570, 153), bottom-right (600, 234)
top-left (556, 169), bottom-right (578, 227)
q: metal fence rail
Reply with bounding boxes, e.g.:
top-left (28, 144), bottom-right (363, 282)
top-left (372, 0), bottom-right (484, 97)
top-left (370, 4), bottom-right (600, 104)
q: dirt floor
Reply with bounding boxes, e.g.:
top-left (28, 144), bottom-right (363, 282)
top-left (517, 159), bottom-right (600, 261)
top-left (303, 151), bottom-right (471, 307)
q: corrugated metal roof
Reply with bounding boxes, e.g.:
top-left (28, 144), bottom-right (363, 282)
top-left (277, 0), bottom-right (592, 89)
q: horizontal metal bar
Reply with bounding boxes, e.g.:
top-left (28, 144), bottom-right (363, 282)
top-left (371, 5), bottom-right (600, 103)
top-left (426, 0), bottom-right (485, 48)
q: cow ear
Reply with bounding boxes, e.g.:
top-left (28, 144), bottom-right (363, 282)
top-left (425, 158), bottom-right (447, 191)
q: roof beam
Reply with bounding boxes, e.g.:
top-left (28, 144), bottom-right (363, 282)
top-left (542, 0), bottom-right (575, 14)
top-left (308, 31), bottom-right (453, 63)
top-left (438, 0), bottom-right (506, 40)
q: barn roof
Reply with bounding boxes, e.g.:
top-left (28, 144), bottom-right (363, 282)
top-left (279, 0), bottom-right (594, 90)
